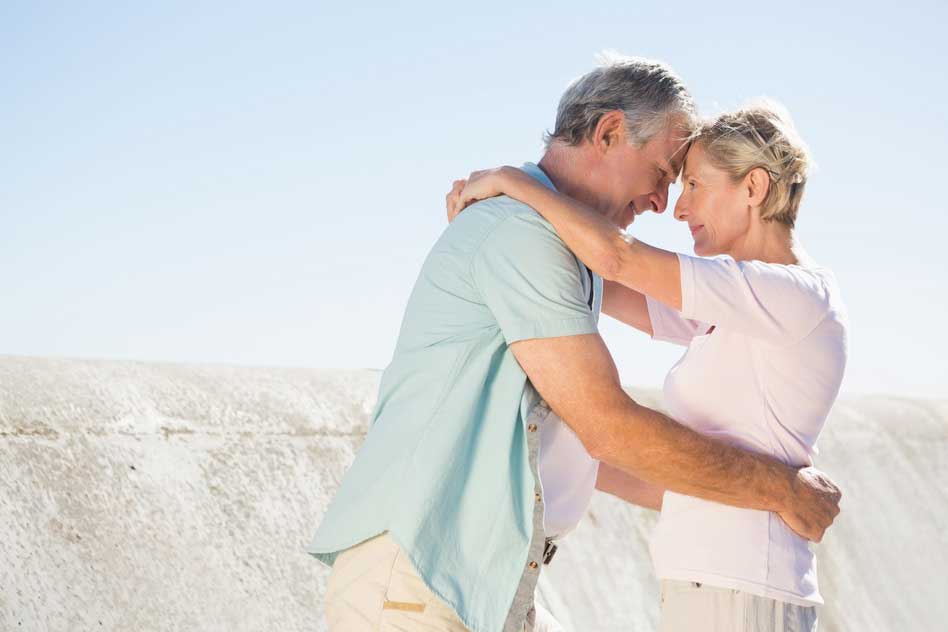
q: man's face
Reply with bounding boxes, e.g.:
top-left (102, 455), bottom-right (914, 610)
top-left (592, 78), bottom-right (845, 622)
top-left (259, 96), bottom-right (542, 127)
top-left (587, 119), bottom-right (690, 228)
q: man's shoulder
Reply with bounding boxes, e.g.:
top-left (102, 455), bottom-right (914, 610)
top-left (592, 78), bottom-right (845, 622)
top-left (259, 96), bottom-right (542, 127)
top-left (424, 194), bottom-right (579, 299)
top-left (446, 196), bottom-right (562, 254)
top-left (438, 161), bottom-right (561, 250)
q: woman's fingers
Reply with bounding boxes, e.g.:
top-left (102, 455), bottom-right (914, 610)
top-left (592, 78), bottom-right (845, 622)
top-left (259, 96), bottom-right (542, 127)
top-left (446, 179), bottom-right (466, 223)
top-left (458, 182), bottom-right (478, 211)
top-left (459, 170), bottom-right (495, 209)
top-left (447, 167), bottom-right (509, 223)
top-left (452, 179), bottom-right (467, 220)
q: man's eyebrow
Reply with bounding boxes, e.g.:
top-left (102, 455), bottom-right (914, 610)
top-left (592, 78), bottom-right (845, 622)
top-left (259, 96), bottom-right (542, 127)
top-left (668, 138), bottom-right (691, 182)
top-left (677, 146), bottom-right (695, 181)
top-left (667, 157), bottom-right (683, 183)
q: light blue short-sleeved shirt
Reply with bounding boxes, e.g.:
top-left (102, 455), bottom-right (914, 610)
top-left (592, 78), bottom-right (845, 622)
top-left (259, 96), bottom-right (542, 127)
top-left (307, 163), bottom-right (601, 632)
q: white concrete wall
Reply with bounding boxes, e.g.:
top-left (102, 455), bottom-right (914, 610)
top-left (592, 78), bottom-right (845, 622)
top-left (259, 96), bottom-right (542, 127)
top-left (3, 356), bottom-right (946, 631)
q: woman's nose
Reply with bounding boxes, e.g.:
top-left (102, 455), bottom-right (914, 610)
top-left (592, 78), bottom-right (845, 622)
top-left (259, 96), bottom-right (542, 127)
top-left (674, 196), bottom-right (687, 222)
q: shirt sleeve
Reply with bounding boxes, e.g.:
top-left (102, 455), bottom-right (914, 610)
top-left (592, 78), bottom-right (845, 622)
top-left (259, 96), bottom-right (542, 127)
top-left (677, 253), bottom-right (831, 344)
top-left (646, 295), bottom-right (709, 346)
top-left (471, 214), bottom-right (598, 345)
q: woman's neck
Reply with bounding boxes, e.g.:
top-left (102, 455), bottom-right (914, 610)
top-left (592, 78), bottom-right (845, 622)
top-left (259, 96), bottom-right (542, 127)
top-left (728, 218), bottom-right (803, 266)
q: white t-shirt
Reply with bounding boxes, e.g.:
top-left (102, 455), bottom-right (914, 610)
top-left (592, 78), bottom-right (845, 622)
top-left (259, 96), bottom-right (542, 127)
top-left (536, 269), bottom-right (603, 539)
top-left (537, 406), bottom-right (600, 538)
top-left (647, 253), bottom-right (848, 606)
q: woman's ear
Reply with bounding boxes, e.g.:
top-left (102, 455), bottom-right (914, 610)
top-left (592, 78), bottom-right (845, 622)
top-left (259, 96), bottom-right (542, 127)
top-left (593, 110), bottom-right (627, 152)
top-left (746, 167), bottom-right (771, 208)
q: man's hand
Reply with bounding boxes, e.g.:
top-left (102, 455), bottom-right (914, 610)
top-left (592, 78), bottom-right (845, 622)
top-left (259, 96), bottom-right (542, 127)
top-left (776, 467), bottom-right (842, 542)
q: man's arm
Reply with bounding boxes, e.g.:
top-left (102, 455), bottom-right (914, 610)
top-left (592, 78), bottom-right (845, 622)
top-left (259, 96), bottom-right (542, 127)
top-left (510, 333), bottom-right (841, 542)
top-left (596, 462), bottom-right (664, 511)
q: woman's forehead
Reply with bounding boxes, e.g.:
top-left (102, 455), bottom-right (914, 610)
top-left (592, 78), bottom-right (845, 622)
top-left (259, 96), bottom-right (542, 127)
top-left (682, 143), bottom-right (705, 178)
top-left (683, 142), bottom-right (723, 180)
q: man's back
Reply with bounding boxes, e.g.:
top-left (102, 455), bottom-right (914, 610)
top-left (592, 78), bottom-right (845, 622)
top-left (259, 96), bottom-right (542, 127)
top-left (308, 164), bottom-right (600, 632)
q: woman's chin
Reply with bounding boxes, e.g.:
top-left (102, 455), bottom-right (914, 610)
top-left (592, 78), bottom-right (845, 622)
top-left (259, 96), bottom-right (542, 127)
top-left (692, 236), bottom-right (723, 257)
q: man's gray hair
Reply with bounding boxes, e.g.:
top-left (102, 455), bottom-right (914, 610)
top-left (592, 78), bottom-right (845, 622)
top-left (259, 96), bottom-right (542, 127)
top-left (545, 51), bottom-right (697, 148)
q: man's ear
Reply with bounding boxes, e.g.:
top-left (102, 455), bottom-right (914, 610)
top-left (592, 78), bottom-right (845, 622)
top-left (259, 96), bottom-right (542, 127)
top-left (746, 167), bottom-right (771, 207)
top-left (593, 110), bottom-right (627, 153)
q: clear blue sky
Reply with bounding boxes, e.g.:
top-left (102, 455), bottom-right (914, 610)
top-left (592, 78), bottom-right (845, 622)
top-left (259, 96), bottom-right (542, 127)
top-left (2, 1), bottom-right (945, 397)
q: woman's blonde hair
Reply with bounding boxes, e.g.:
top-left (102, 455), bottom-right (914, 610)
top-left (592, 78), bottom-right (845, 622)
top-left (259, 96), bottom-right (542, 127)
top-left (691, 99), bottom-right (811, 227)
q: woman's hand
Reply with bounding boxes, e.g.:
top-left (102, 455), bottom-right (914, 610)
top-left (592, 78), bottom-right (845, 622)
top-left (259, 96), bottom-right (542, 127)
top-left (445, 166), bottom-right (521, 223)
top-left (445, 179), bottom-right (469, 223)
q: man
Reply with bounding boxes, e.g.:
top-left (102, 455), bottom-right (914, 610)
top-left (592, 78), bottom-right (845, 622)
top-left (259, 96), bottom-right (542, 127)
top-left (308, 55), bottom-right (841, 632)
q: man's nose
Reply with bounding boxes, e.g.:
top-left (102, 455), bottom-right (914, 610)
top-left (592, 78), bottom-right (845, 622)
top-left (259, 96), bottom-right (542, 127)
top-left (649, 185), bottom-right (669, 214)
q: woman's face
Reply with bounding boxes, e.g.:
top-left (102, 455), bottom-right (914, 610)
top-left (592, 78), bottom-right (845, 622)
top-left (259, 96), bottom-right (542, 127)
top-left (674, 142), bottom-right (753, 257)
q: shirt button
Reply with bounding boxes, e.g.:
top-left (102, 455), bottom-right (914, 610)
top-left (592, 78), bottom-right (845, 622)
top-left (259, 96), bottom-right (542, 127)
top-left (528, 561), bottom-right (538, 569)
top-left (527, 423), bottom-right (538, 432)
top-left (535, 492), bottom-right (542, 502)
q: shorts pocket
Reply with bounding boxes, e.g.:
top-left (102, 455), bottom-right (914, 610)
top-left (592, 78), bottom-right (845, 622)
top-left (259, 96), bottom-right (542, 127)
top-left (380, 548), bottom-right (429, 628)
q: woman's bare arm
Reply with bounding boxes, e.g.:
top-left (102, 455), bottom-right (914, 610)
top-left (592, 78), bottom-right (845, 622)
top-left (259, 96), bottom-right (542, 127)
top-left (447, 177), bottom-right (655, 333)
top-left (596, 461), bottom-right (664, 510)
top-left (452, 167), bottom-right (683, 310)
top-left (602, 280), bottom-right (653, 335)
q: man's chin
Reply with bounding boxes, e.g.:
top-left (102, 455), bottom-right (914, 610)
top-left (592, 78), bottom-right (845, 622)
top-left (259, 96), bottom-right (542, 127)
top-left (608, 205), bottom-right (639, 228)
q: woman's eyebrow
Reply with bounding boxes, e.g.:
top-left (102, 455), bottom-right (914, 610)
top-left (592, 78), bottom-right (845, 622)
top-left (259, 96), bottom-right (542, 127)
top-left (679, 154), bottom-right (697, 181)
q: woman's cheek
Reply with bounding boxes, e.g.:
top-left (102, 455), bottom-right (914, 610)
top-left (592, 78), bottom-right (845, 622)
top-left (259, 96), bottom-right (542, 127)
top-left (700, 225), bottom-right (716, 254)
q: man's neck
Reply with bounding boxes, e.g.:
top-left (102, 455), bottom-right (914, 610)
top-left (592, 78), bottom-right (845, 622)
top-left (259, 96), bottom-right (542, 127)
top-left (537, 146), bottom-right (610, 219)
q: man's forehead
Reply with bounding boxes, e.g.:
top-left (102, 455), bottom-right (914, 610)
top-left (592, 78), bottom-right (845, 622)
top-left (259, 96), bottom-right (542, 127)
top-left (658, 124), bottom-right (692, 177)
top-left (682, 139), bottom-right (715, 181)
top-left (666, 140), bottom-right (689, 179)
top-left (669, 147), bottom-right (687, 177)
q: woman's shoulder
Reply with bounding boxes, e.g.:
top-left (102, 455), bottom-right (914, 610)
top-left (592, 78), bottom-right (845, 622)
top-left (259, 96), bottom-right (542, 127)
top-left (745, 259), bottom-right (848, 334)
top-left (676, 253), bottom-right (847, 345)
top-left (732, 257), bottom-right (837, 298)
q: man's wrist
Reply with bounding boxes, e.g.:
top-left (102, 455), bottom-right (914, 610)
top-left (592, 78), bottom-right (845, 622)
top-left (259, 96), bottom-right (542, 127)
top-left (766, 462), bottom-right (798, 513)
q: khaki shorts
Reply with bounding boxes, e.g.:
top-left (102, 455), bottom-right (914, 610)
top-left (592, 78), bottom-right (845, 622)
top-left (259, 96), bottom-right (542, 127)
top-left (659, 580), bottom-right (818, 632)
top-left (324, 532), bottom-right (561, 632)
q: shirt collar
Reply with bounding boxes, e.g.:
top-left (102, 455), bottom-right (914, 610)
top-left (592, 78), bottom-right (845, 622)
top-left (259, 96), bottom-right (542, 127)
top-left (520, 162), bottom-right (557, 192)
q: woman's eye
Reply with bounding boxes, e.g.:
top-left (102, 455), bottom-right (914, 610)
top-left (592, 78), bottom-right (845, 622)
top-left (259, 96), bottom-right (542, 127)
top-left (688, 180), bottom-right (696, 190)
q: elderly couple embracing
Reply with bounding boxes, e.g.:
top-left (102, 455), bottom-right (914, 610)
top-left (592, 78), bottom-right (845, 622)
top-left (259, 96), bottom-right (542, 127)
top-left (308, 53), bottom-right (848, 632)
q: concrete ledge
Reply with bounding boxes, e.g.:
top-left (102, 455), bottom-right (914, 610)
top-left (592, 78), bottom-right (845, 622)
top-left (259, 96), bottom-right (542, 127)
top-left (3, 356), bottom-right (946, 631)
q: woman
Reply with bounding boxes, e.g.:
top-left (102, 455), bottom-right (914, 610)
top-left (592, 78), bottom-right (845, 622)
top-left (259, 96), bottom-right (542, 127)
top-left (446, 101), bottom-right (847, 631)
